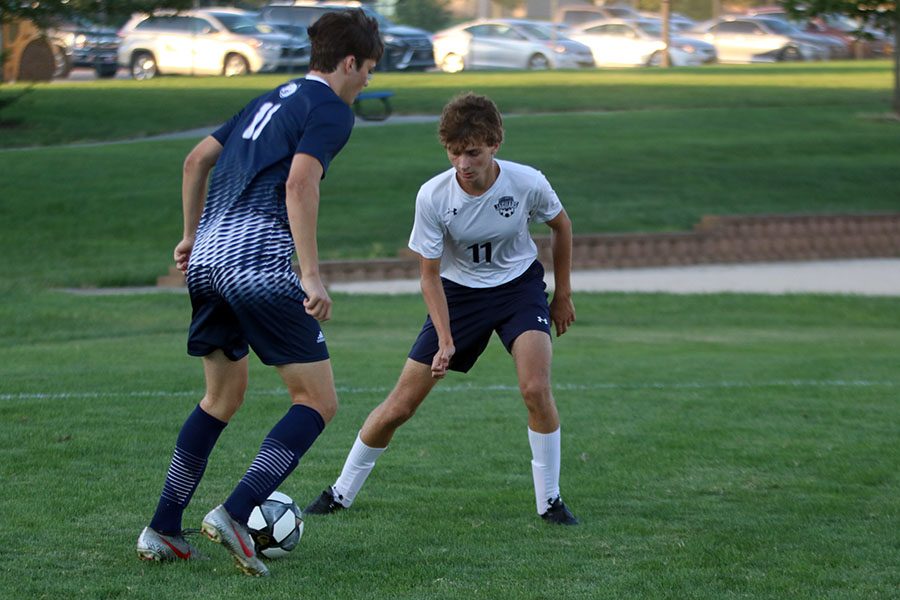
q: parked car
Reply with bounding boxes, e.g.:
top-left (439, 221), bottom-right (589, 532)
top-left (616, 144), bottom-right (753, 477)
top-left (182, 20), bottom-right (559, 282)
top-left (742, 9), bottom-right (851, 58)
top-left (118, 8), bottom-right (305, 80)
top-left (555, 4), bottom-right (642, 26)
top-left (48, 17), bottom-right (120, 78)
top-left (809, 13), bottom-right (894, 58)
top-left (639, 11), bottom-right (697, 33)
top-left (432, 18), bottom-right (595, 73)
top-left (690, 17), bottom-right (829, 63)
top-left (570, 19), bottom-right (716, 67)
top-left (259, 2), bottom-right (434, 71)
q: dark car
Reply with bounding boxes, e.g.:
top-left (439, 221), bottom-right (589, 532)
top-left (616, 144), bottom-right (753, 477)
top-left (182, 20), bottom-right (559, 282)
top-left (49, 17), bottom-right (120, 78)
top-left (259, 2), bottom-right (434, 71)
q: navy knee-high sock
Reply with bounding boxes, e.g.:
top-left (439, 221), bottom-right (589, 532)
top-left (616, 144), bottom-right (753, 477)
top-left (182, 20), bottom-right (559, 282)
top-left (150, 405), bottom-right (227, 535)
top-left (224, 404), bottom-right (325, 524)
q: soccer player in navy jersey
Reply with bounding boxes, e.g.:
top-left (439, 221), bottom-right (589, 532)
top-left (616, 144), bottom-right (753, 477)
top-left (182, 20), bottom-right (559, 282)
top-left (305, 93), bottom-right (579, 525)
top-left (135, 9), bottom-right (383, 576)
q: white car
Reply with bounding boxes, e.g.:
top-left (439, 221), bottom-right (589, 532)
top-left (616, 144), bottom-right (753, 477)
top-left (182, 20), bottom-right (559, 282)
top-left (570, 19), bottom-right (716, 67)
top-left (118, 8), bottom-right (303, 80)
top-left (432, 18), bottom-right (596, 73)
top-left (689, 17), bottom-right (829, 63)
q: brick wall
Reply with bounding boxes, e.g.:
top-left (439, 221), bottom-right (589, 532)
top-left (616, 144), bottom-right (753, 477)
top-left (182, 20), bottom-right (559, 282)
top-left (157, 213), bottom-right (900, 287)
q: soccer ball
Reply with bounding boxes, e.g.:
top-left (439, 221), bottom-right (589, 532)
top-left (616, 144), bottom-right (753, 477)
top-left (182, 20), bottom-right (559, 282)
top-left (247, 491), bottom-right (304, 559)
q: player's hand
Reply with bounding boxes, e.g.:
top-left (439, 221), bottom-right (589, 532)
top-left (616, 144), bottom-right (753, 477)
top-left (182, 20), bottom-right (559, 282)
top-left (549, 293), bottom-right (575, 337)
top-left (431, 343), bottom-right (455, 379)
top-left (174, 237), bottom-right (195, 273)
top-left (301, 275), bottom-right (332, 322)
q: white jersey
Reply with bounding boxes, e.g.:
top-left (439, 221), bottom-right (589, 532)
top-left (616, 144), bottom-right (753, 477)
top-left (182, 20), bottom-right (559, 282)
top-left (408, 159), bottom-right (563, 288)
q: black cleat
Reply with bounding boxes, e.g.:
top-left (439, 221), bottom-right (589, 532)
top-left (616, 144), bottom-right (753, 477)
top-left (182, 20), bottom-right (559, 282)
top-left (540, 496), bottom-right (579, 525)
top-left (304, 487), bottom-right (346, 515)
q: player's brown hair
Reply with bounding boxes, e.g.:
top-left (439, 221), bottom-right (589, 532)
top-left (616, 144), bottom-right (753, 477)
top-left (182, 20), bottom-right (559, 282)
top-left (438, 92), bottom-right (504, 153)
top-left (308, 8), bottom-right (384, 72)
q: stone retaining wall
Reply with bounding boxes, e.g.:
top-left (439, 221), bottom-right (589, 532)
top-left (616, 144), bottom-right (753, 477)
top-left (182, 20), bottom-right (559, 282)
top-left (157, 213), bottom-right (900, 287)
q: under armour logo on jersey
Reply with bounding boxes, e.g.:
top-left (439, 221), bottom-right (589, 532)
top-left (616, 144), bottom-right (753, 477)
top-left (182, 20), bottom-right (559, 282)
top-left (537, 316), bottom-right (549, 325)
top-left (446, 207), bottom-right (458, 216)
top-left (494, 196), bottom-right (519, 218)
top-left (317, 331), bottom-right (325, 343)
top-left (279, 82), bottom-right (299, 98)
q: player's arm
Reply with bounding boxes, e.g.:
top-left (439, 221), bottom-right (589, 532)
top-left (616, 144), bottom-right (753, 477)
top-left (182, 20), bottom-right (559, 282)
top-left (546, 208), bottom-right (575, 337)
top-left (418, 256), bottom-right (455, 378)
top-left (286, 152), bottom-right (332, 322)
top-left (175, 135), bottom-right (223, 273)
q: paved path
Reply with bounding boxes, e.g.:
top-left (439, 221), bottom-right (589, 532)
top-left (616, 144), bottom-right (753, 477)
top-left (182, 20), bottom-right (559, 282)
top-left (328, 259), bottom-right (900, 297)
top-left (62, 260), bottom-right (900, 297)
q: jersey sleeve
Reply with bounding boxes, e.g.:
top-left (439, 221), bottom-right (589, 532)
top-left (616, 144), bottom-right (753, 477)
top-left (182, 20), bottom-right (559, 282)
top-left (529, 171), bottom-right (564, 224)
top-left (407, 188), bottom-right (444, 260)
top-left (211, 104), bottom-right (248, 146)
top-left (295, 101), bottom-right (354, 178)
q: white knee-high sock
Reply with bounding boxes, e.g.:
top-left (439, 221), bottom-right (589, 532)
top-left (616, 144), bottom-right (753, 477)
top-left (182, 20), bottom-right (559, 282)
top-left (331, 433), bottom-right (386, 508)
top-left (528, 427), bottom-right (561, 515)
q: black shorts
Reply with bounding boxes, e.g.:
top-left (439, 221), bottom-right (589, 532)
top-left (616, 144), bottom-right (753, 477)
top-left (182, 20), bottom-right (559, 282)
top-left (408, 260), bottom-right (551, 373)
top-left (186, 266), bottom-right (329, 366)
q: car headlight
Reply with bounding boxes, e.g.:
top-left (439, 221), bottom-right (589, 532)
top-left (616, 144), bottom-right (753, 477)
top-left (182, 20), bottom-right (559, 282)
top-left (383, 34), bottom-right (397, 44)
top-left (551, 44), bottom-right (568, 54)
top-left (74, 34), bottom-right (88, 48)
top-left (676, 44), bottom-right (696, 53)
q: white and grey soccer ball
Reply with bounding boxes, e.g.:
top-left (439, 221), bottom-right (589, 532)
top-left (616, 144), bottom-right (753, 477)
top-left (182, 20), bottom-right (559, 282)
top-left (247, 490), bottom-right (304, 559)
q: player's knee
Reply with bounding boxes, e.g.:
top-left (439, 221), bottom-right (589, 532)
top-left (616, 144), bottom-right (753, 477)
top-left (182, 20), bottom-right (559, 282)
top-left (200, 393), bottom-right (245, 422)
top-left (381, 397), bottom-right (419, 427)
top-left (519, 377), bottom-right (551, 404)
top-left (293, 390), bottom-right (338, 424)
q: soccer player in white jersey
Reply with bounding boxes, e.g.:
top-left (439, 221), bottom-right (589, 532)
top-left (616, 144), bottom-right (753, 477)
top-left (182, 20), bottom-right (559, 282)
top-left (306, 92), bottom-right (579, 525)
top-left (134, 10), bottom-right (383, 576)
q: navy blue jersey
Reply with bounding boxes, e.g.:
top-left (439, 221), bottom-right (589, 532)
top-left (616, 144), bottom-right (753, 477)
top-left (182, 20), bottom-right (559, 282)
top-left (190, 78), bottom-right (354, 272)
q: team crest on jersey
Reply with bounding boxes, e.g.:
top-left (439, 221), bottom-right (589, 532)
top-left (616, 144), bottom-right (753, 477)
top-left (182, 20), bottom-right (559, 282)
top-left (279, 82), bottom-right (299, 98)
top-left (493, 196), bottom-right (519, 218)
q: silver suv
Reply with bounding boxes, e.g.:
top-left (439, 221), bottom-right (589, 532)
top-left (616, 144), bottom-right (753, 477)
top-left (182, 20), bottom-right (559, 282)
top-left (260, 2), bottom-right (434, 71)
top-left (118, 8), bottom-right (308, 80)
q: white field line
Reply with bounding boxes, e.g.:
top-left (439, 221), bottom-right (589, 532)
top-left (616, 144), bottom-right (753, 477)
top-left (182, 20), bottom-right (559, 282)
top-left (1, 379), bottom-right (895, 401)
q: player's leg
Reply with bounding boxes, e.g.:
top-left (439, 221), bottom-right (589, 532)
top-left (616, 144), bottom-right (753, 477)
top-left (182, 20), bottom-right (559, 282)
top-left (511, 331), bottom-right (578, 525)
top-left (138, 351), bottom-right (247, 561)
top-left (224, 359), bottom-right (336, 521)
top-left (201, 360), bottom-right (335, 577)
top-left (200, 270), bottom-right (332, 575)
top-left (306, 358), bottom-right (438, 513)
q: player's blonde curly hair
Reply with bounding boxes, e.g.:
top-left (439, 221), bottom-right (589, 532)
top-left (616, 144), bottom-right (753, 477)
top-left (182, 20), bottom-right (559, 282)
top-left (438, 92), bottom-right (504, 153)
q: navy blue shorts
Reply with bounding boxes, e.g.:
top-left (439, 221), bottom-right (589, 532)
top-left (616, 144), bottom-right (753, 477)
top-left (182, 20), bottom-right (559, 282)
top-left (408, 260), bottom-right (551, 373)
top-left (186, 266), bottom-right (329, 366)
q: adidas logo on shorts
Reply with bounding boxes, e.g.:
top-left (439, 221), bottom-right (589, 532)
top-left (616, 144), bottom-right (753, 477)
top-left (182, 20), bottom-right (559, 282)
top-left (316, 331), bottom-right (325, 343)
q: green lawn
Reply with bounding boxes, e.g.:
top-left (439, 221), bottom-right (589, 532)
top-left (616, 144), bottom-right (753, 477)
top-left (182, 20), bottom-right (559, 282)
top-left (1, 61), bottom-right (898, 599)
top-left (0, 61), bottom-right (894, 147)
top-left (1, 290), bottom-right (898, 598)
top-left (2, 104), bottom-right (899, 288)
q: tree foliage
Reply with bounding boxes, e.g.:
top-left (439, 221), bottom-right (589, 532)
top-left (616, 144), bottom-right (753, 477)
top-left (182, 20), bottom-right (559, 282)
top-left (0, 1), bottom-right (193, 26)
top-left (393, 0), bottom-right (451, 32)
top-left (780, 0), bottom-right (896, 33)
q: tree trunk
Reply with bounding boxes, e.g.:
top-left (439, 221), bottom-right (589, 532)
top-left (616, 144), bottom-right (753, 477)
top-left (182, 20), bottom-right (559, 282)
top-left (894, 13), bottom-right (900, 117)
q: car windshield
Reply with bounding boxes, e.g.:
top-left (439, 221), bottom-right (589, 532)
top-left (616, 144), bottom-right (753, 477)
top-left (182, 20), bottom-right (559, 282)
top-left (635, 21), bottom-right (662, 36)
top-left (758, 18), bottom-right (793, 34)
top-left (515, 22), bottom-right (554, 40)
top-left (211, 13), bottom-right (274, 34)
top-left (361, 6), bottom-right (393, 30)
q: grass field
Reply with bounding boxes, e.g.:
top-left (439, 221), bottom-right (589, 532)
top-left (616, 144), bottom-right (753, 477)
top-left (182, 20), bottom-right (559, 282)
top-left (1, 62), bottom-right (899, 598)
top-left (3, 107), bottom-right (899, 287)
top-left (0, 62), bottom-right (895, 147)
top-left (1, 290), bottom-right (899, 598)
